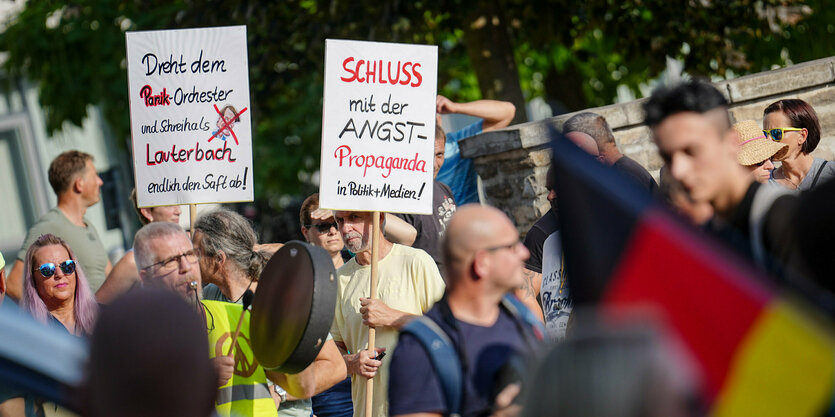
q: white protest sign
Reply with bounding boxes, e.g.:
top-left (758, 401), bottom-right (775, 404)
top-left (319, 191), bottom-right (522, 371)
top-left (126, 26), bottom-right (253, 207)
top-left (320, 39), bottom-right (437, 215)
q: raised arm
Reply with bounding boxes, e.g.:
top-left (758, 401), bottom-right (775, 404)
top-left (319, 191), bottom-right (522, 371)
top-left (436, 95), bottom-right (516, 132)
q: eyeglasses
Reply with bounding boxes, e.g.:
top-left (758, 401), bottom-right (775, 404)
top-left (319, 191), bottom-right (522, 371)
top-left (483, 241), bottom-right (520, 252)
top-left (38, 260), bottom-right (76, 278)
top-left (306, 222), bottom-right (338, 233)
top-left (142, 249), bottom-right (200, 274)
top-left (763, 127), bottom-right (803, 142)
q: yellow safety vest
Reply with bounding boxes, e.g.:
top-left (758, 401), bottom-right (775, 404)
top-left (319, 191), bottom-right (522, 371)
top-left (203, 300), bottom-right (277, 417)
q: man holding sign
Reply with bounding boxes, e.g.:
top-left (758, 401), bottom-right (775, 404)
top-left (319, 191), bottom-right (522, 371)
top-left (319, 39), bottom-right (443, 417)
top-left (330, 210), bottom-right (445, 417)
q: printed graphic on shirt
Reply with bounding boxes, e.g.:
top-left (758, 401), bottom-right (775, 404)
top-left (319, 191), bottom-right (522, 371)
top-left (539, 231), bottom-right (571, 342)
top-left (214, 332), bottom-right (259, 377)
top-left (436, 194), bottom-right (456, 239)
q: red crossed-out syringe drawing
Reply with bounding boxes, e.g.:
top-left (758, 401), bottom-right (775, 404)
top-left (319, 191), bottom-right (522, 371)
top-left (210, 104), bottom-right (248, 145)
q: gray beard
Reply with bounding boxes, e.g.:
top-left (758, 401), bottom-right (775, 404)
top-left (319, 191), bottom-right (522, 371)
top-left (344, 233), bottom-right (367, 253)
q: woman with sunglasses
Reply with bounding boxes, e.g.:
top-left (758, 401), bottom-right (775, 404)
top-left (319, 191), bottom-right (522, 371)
top-left (21, 234), bottom-right (98, 336)
top-left (300, 193), bottom-right (350, 270)
top-left (763, 99), bottom-right (835, 191)
top-left (733, 120), bottom-right (789, 183)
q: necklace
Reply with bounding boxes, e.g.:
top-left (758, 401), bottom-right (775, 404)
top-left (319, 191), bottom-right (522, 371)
top-left (234, 275), bottom-right (255, 304)
top-left (778, 168), bottom-right (801, 189)
top-left (194, 290), bottom-right (215, 332)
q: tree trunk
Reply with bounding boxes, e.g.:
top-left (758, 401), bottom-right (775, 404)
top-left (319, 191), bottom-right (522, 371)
top-left (462, 3), bottom-right (527, 125)
top-left (544, 64), bottom-right (589, 115)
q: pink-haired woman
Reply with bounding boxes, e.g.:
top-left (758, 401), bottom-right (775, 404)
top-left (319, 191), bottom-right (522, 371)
top-left (22, 234), bottom-right (98, 336)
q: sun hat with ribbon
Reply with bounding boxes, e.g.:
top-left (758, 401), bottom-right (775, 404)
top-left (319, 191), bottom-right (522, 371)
top-left (733, 119), bottom-right (788, 166)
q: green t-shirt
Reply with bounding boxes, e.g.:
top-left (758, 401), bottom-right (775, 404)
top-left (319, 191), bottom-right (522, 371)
top-left (17, 208), bottom-right (109, 292)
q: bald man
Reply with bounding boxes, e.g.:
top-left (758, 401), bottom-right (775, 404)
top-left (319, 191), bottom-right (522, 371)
top-left (388, 205), bottom-right (542, 417)
top-left (515, 132), bottom-right (600, 340)
top-left (564, 131), bottom-right (601, 159)
top-left (564, 112), bottom-right (658, 193)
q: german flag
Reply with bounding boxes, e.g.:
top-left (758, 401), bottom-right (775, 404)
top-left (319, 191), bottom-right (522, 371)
top-left (550, 128), bottom-right (835, 416)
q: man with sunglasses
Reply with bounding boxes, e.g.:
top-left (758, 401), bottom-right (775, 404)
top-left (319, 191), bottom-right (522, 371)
top-left (644, 80), bottom-right (806, 280)
top-left (133, 222), bottom-right (317, 417)
top-left (8, 150), bottom-right (111, 301)
top-left (389, 204), bottom-right (542, 417)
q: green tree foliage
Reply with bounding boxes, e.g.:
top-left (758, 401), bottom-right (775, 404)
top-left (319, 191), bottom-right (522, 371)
top-left (0, 1), bottom-right (183, 147)
top-left (0, 0), bottom-right (831, 200)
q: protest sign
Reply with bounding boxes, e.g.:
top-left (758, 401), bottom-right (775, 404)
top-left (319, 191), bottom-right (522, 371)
top-left (320, 39), bottom-right (438, 214)
top-left (126, 25), bottom-right (253, 207)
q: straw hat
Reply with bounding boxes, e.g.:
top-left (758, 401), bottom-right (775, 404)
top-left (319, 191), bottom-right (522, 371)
top-left (733, 120), bottom-right (788, 166)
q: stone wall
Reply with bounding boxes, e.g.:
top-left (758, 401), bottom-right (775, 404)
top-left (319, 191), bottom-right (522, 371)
top-left (460, 56), bottom-right (835, 234)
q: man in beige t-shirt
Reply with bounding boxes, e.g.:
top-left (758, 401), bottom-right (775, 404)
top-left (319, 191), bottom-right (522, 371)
top-left (330, 210), bottom-right (445, 417)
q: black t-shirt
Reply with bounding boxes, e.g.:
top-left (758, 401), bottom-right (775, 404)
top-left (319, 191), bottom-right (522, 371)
top-left (706, 182), bottom-right (835, 313)
top-left (708, 181), bottom-right (799, 280)
top-left (395, 181), bottom-right (456, 272)
top-left (613, 155), bottom-right (658, 194)
top-left (388, 304), bottom-right (528, 417)
top-left (523, 209), bottom-right (559, 274)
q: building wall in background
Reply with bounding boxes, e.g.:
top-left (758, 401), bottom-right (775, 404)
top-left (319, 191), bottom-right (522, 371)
top-left (0, 78), bottom-right (131, 269)
top-left (462, 56), bottom-right (835, 234)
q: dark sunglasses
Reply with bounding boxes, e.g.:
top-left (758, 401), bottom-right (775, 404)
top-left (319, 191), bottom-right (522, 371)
top-left (38, 260), bottom-right (76, 278)
top-left (306, 222), bottom-right (338, 233)
top-left (763, 127), bottom-right (802, 142)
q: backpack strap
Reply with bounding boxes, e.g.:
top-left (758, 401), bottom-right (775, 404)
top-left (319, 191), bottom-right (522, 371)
top-left (810, 160), bottom-right (828, 189)
top-left (399, 317), bottom-right (463, 417)
top-left (749, 184), bottom-right (792, 266)
top-left (501, 295), bottom-right (545, 342)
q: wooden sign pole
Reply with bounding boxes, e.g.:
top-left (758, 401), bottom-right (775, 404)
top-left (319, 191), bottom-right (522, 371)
top-left (189, 204), bottom-right (198, 233)
top-left (365, 211), bottom-right (381, 417)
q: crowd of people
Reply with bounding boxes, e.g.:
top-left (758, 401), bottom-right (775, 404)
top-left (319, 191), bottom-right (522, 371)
top-left (0, 81), bottom-right (833, 417)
